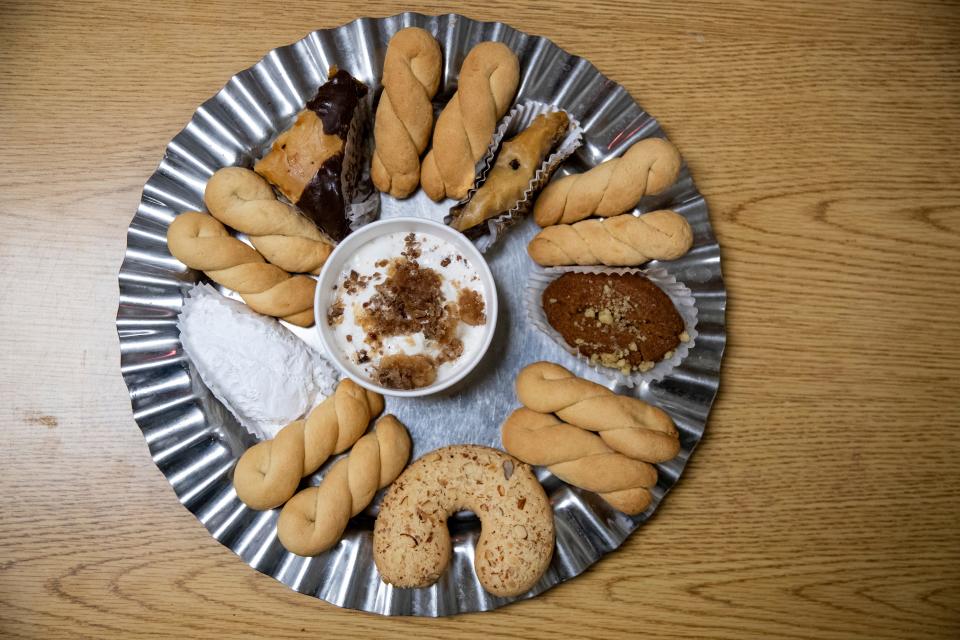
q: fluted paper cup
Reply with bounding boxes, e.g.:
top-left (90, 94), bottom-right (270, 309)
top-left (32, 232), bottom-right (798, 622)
top-left (345, 96), bottom-right (382, 231)
top-left (526, 266), bottom-right (698, 387)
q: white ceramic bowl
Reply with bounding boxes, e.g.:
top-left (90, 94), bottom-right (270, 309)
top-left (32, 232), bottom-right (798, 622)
top-left (314, 217), bottom-right (498, 398)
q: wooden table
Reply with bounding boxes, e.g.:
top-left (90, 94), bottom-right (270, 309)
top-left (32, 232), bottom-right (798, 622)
top-left (2, 1), bottom-right (958, 637)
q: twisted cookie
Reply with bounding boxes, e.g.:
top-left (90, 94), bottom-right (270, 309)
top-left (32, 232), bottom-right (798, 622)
top-left (278, 415), bottom-right (411, 556)
top-left (534, 138), bottom-right (682, 226)
top-left (527, 209), bottom-right (693, 267)
top-left (233, 379), bottom-right (384, 510)
top-left (502, 408), bottom-right (657, 515)
top-left (371, 28), bottom-right (442, 198)
top-left (516, 362), bottom-right (679, 462)
top-left (421, 42), bottom-right (519, 201)
top-left (167, 212), bottom-right (316, 326)
top-left (204, 167), bottom-right (333, 274)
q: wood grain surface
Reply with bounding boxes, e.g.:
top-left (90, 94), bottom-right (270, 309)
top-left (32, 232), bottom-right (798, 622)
top-left (2, 0), bottom-right (959, 638)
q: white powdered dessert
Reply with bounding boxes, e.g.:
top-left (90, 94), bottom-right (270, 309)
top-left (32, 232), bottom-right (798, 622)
top-left (178, 284), bottom-right (338, 439)
top-left (326, 231), bottom-right (488, 390)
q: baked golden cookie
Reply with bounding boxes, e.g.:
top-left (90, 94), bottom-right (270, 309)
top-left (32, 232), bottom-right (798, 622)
top-left (501, 408), bottom-right (657, 515)
top-left (516, 361), bottom-right (679, 461)
top-left (167, 211), bottom-right (316, 326)
top-left (373, 445), bottom-right (554, 597)
top-left (527, 209), bottom-right (693, 267)
top-left (233, 379), bottom-right (384, 510)
top-left (204, 167), bottom-right (333, 274)
top-left (534, 137), bottom-right (682, 226)
top-left (277, 415), bottom-right (411, 556)
top-left (371, 27), bottom-right (442, 198)
top-left (420, 42), bottom-right (519, 201)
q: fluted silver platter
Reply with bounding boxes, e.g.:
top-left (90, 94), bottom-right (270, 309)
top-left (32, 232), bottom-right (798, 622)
top-left (116, 13), bottom-right (726, 616)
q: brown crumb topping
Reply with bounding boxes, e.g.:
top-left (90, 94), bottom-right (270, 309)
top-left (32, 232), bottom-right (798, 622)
top-left (359, 255), bottom-right (460, 351)
top-left (401, 232), bottom-right (421, 261)
top-left (342, 269), bottom-right (372, 295)
top-left (542, 272), bottom-right (684, 374)
top-left (375, 353), bottom-right (437, 390)
top-left (327, 300), bottom-right (344, 325)
top-left (458, 288), bottom-right (486, 326)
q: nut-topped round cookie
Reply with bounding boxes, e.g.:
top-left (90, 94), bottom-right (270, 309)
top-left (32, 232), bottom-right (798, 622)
top-left (373, 445), bottom-right (555, 597)
top-left (542, 271), bottom-right (687, 374)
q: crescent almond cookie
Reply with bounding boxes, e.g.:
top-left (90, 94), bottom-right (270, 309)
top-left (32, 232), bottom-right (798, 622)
top-left (527, 209), bottom-right (693, 267)
top-left (374, 445), bottom-right (554, 598)
top-left (534, 137), bottom-right (682, 226)
top-left (371, 27), bottom-right (443, 198)
top-left (420, 42), bottom-right (520, 201)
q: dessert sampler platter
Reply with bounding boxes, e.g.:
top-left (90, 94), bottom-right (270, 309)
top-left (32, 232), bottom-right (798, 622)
top-left (116, 13), bottom-right (726, 616)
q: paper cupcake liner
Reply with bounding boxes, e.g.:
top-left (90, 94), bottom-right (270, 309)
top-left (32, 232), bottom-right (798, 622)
top-left (345, 95), bottom-right (382, 231)
top-left (446, 100), bottom-right (584, 252)
top-left (525, 266), bottom-right (699, 387)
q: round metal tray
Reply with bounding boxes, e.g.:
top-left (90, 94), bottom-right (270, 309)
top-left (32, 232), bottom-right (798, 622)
top-left (116, 12), bottom-right (726, 616)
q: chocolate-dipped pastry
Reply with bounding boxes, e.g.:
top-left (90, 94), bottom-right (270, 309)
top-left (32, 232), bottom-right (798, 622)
top-left (255, 66), bottom-right (369, 241)
top-left (450, 112), bottom-right (569, 233)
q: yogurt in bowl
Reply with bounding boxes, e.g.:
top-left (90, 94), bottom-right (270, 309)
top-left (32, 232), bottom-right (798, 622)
top-left (315, 218), bottom-right (498, 397)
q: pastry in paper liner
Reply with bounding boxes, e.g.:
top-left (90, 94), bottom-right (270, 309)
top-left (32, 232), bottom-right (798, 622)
top-left (525, 266), bottom-right (698, 387)
top-left (445, 100), bottom-right (583, 253)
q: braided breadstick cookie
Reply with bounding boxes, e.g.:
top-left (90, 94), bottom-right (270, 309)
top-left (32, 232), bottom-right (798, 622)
top-left (527, 209), bottom-right (693, 267)
top-left (516, 362), bottom-right (679, 462)
top-left (371, 28), bottom-right (442, 198)
top-left (420, 42), bottom-right (519, 201)
top-left (204, 167), bottom-right (334, 275)
top-left (167, 212), bottom-right (317, 326)
top-left (502, 408), bottom-right (657, 515)
top-left (534, 138), bottom-right (682, 226)
top-left (374, 445), bottom-right (554, 597)
top-left (233, 379), bottom-right (384, 510)
top-left (277, 415), bottom-right (411, 556)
